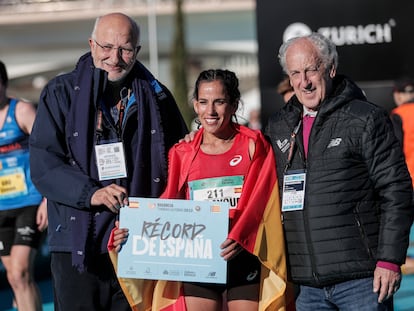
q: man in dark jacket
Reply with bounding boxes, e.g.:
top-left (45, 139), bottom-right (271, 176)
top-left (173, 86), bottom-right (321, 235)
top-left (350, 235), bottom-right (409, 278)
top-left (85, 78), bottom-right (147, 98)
top-left (265, 32), bottom-right (413, 310)
top-left (29, 12), bottom-right (188, 311)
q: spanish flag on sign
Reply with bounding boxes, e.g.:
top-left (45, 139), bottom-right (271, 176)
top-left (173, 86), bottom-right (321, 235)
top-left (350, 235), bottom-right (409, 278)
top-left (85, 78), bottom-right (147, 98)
top-left (210, 205), bottom-right (221, 213)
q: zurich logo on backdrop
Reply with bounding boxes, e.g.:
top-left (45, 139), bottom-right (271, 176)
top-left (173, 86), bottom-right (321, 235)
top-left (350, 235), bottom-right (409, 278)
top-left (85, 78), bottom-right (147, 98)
top-left (282, 20), bottom-right (395, 45)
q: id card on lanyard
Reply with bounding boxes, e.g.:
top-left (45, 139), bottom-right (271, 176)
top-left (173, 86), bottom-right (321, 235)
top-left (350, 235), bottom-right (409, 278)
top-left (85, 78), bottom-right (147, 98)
top-left (282, 169), bottom-right (306, 211)
top-left (94, 87), bottom-right (129, 181)
top-left (95, 142), bottom-right (127, 181)
top-left (281, 118), bottom-right (306, 212)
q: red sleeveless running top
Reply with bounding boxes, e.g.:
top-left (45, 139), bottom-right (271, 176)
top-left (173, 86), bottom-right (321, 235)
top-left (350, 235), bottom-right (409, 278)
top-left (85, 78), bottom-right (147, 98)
top-left (186, 132), bottom-right (251, 217)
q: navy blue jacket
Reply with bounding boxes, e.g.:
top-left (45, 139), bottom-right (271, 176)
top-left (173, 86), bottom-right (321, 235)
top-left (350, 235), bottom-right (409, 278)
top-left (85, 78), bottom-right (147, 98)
top-left (29, 53), bottom-right (188, 270)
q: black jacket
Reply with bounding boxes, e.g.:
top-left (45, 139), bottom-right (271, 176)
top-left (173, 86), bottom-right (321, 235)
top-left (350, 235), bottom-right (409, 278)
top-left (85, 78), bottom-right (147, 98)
top-left (266, 75), bottom-right (413, 287)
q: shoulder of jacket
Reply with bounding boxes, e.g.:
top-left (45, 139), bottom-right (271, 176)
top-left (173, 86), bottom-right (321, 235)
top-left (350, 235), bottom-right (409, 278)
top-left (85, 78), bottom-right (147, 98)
top-left (268, 105), bottom-right (300, 128)
top-left (338, 98), bottom-right (385, 121)
top-left (172, 139), bottom-right (196, 153)
top-left (45, 71), bottom-right (75, 91)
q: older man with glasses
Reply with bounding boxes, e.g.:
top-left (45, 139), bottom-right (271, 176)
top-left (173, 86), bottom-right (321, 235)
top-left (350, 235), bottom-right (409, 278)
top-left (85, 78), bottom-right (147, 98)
top-left (29, 12), bottom-right (188, 311)
top-left (265, 32), bottom-right (413, 310)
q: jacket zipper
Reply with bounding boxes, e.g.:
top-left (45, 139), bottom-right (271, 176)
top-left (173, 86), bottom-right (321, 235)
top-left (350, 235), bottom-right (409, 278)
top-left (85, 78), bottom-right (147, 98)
top-left (354, 209), bottom-right (374, 259)
top-left (302, 134), bottom-right (320, 284)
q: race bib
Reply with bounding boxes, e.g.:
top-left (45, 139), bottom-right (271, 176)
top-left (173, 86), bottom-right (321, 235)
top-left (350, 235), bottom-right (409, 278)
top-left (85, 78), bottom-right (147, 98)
top-left (188, 175), bottom-right (244, 210)
top-left (0, 167), bottom-right (28, 198)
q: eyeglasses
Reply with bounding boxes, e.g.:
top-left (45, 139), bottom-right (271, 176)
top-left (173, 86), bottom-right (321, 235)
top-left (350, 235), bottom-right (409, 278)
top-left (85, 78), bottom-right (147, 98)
top-left (93, 39), bottom-right (137, 58)
top-left (289, 62), bottom-right (323, 82)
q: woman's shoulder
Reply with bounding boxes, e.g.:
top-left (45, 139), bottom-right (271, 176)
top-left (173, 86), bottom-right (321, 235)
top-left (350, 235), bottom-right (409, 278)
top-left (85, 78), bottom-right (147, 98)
top-left (170, 134), bottom-right (200, 153)
top-left (238, 124), bottom-right (266, 141)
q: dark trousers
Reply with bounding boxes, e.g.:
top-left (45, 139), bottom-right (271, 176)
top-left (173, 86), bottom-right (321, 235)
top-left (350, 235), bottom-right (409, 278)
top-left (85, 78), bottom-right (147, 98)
top-left (51, 252), bottom-right (130, 311)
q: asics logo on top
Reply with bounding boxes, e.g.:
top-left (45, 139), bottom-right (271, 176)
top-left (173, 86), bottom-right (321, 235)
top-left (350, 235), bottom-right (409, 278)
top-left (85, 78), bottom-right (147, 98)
top-left (229, 155), bottom-right (243, 166)
top-left (246, 270), bottom-right (259, 281)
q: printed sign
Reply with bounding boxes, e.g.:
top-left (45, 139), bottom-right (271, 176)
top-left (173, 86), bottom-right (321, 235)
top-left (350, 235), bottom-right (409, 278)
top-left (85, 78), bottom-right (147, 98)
top-left (118, 197), bottom-right (229, 284)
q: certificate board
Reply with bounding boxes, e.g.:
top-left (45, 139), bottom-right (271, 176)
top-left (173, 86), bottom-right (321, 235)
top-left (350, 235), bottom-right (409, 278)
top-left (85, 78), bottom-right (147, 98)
top-left (117, 197), bottom-right (229, 284)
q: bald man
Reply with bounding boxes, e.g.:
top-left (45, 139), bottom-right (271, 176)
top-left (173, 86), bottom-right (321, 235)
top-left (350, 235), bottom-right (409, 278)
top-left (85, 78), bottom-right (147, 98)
top-left (29, 12), bottom-right (188, 310)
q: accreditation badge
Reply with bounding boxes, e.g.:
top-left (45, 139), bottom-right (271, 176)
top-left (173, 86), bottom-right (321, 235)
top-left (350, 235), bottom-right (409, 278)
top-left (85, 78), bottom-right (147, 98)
top-left (94, 141), bottom-right (127, 181)
top-left (281, 169), bottom-right (306, 212)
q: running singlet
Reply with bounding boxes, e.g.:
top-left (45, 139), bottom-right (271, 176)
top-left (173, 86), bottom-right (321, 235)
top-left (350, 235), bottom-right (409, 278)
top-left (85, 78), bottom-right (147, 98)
top-left (187, 133), bottom-right (251, 221)
top-left (0, 98), bottom-right (42, 210)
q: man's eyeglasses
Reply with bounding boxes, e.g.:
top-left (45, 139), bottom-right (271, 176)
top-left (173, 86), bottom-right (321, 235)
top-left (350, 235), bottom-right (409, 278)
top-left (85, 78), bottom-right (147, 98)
top-left (289, 60), bottom-right (323, 82)
top-left (290, 66), bottom-right (321, 81)
top-left (93, 39), bottom-right (137, 58)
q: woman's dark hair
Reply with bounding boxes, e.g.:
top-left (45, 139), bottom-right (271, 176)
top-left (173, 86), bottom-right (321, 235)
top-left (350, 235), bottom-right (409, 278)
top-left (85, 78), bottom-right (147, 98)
top-left (193, 69), bottom-right (240, 109)
top-left (0, 61), bottom-right (8, 87)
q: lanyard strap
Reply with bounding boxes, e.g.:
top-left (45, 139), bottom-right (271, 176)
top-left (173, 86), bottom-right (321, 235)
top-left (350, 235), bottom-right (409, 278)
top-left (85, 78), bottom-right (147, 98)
top-left (284, 119), bottom-right (302, 173)
top-left (118, 87), bottom-right (130, 129)
top-left (95, 87), bottom-right (131, 143)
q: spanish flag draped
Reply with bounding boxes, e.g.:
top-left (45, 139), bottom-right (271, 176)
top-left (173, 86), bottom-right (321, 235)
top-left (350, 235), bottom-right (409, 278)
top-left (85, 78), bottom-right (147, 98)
top-left (108, 125), bottom-right (289, 310)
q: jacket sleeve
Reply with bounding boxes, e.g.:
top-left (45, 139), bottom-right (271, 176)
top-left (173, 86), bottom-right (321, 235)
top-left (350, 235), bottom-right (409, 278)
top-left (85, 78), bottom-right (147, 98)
top-left (363, 107), bottom-right (413, 264)
top-left (160, 144), bottom-right (186, 199)
top-left (29, 78), bottom-right (99, 209)
top-left (390, 113), bottom-right (404, 147)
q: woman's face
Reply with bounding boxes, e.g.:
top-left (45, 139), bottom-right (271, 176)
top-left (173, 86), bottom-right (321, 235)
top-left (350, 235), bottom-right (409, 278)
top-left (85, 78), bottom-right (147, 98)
top-left (194, 80), bottom-right (236, 137)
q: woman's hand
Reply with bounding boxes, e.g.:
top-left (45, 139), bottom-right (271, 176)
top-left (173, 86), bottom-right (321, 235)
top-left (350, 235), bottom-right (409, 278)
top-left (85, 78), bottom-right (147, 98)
top-left (113, 220), bottom-right (129, 253)
top-left (220, 238), bottom-right (243, 261)
top-left (179, 130), bottom-right (198, 143)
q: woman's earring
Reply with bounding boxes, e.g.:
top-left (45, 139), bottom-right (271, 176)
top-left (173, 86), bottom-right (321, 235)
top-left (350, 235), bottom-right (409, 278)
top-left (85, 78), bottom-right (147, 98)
top-left (195, 118), bottom-right (202, 129)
